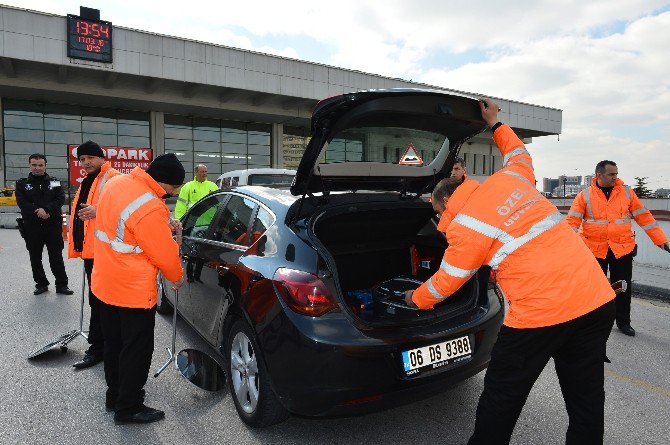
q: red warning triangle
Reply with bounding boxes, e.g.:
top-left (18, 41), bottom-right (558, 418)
top-left (399, 143), bottom-right (423, 165)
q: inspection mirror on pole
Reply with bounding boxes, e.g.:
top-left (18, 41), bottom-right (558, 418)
top-left (154, 286), bottom-right (226, 392)
top-left (28, 264), bottom-right (89, 359)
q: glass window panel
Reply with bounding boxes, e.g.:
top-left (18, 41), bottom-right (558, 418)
top-left (180, 162), bottom-right (194, 174)
top-left (165, 126), bottom-right (193, 140)
top-left (83, 133), bottom-right (117, 146)
top-left (221, 164), bottom-right (240, 174)
top-left (4, 141), bottom-right (44, 155)
top-left (206, 164), bottom-right (222, 176)
top-left (5, 128), bottom-right (44, 143)
top-left (5, 166), bottom-right (28, 182)
top-left (81, 109), bottom-right (117, 120)
top-left (222, 143), bottom-right (247, 154)
top-left (221, 130), bottom-right (246, 144)
top-left (172, 151), bottom-right (192, 162)
top-left (118, 136), bottom-right (150, 148)
top-left (222, 156), bottom-right (249, 165)
top-left (213, 196), bottom-right (255, 245)
top-left (193, 140), bottom-right (220, 152)
top-left (247, 145), bottom-right (270, 156)
top-left (248, 155), bottom-right (271, 166)
top-left (252, 207), bottom-right (274, 237)
top-left (45, 143), bottom-right (71, 157)
top-left (4, 114), bottom-right (43, 129)
top-left (47, 168), bottom-right (68, 181)
top-left (194, 152), bottom-right (221, 164)
top-left (47, 156), bottom-right (69, 169)
top-left (222, 120), bottom-right (247, 131)
top-left (82, 120), bottom-right (117, 135)
top-left (5, 153), bottom-right (33, 167)
top-left (165, 138), bottom-right (193, 151)
top-left (181, 195), bottom-right (226, 239)
top-left (118, 123), bottom-right (150, 137)
top-left (45, 131), bottom-right (82, 144)
top-left (193, 129), bottom-right (220, 142)
top-left (44, 117), bottom-right (81, 132)
top-left (248, 132), bottom-right (270, 146)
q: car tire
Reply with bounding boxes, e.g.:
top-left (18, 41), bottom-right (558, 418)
top-left (156, 273), bottom-right (173, 315)
top-left (226, 320), bottom-right (289, 427)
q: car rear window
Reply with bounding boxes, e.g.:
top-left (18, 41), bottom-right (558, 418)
top-left (322, 126), bottom-right (448, 167)
top-left (247, 174), bottom-right (295, 187)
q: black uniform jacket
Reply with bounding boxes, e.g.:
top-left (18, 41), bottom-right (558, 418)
top-left (15, 173), bottom-right (65, 229)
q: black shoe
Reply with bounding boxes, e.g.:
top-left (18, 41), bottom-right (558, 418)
top-left (56, 287), bottom-right (74, 295)
top-left (114, 405), bottom-right (164, 424)
top-left (73, 352), bottom-right (103, 369)
top-left (106, 389), bottom-right (145, 412)
top-left (34, 286), bottom-right (48, 295)
top-left (618, 325), bottom-right (636, 336)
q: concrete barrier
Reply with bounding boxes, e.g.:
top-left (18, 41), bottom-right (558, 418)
top-left (0, 212), bottom-right (20, 229)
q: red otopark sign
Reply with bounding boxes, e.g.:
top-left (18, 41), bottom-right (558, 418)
top-left (68, 145), bottom-right (153, 186)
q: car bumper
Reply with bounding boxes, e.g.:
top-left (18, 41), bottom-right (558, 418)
top-left (258, 290), bottom-right (504, 417)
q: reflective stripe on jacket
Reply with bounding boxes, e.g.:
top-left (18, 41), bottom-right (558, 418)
top-left (412, 124), bottom-right (615, 329)
top-left (67, 162), bottom-right (120, 259)
top-left (174, 178), bottom-right (219, 219)
top-left (91, 167), bottom-right (183, 309)
top-left (566, 178), bottom-right (668, 259)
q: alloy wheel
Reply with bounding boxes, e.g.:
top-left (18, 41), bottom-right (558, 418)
top-left (230, 331), bottom-right (260, 414)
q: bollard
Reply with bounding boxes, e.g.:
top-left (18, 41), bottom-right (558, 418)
top-left (62, 212), bottom-right (68, 241)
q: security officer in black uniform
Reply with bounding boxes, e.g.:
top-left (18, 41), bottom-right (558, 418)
top-left (15, 153), bottom-right (73, 295)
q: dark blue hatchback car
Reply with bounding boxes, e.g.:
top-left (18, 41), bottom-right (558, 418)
top-left (158, 89), bottom-right (505, 427)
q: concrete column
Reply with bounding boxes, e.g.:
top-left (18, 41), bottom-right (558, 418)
top-left (0, 97), bottom-right (5, 187)
top-left (150, 111), bottom-right (165, 157)
top-left (271, 123), bottom-right (283, 168)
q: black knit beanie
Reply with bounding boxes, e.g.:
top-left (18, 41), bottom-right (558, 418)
top-left (77, 141), bottom-right (105, 158)
top-left (145, 153), bottom-right (185, 186)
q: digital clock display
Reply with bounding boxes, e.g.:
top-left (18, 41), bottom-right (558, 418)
top-left (67, 15), bottom-right (113, 63)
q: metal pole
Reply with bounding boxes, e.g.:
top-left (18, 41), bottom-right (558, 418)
top-left (79, 263), bottom-right (86, 332)
top-left (154, 288), bottom-right (178, 378)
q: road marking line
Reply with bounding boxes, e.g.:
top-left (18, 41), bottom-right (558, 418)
top-left (605, 369), bottom-right (670, 398)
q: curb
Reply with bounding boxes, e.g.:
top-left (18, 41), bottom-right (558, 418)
top-left (633, 282), bottom-right (670, 303)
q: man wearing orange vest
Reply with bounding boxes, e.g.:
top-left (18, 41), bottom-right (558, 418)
top-left (405, 99), bottom-right (616, 444)
top-left (92, 153), bottom-right (185, 425)
top-left (68, 141), bottom-right (120, 370)
top-left (567, 162), bottom-right (669, 336)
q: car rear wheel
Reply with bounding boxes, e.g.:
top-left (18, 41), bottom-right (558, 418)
top-left (227, 320), bottom-right (288, 427)
top-left (156, 273), bottom-right (173, 315)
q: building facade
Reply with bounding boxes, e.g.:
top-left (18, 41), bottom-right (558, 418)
top-left (0, 5), bottom-right (562, 200)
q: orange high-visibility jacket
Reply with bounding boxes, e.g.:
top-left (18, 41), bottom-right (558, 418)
top-left (412, 124), bottom-right (614, 329)
top-left (566, 178), bottom-right (667, 259)
top-left (67, 162), bottom-right (120, 259)
top-left (91, 167), bottom-right (183, 309)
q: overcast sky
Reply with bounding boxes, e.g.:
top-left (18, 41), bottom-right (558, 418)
top-left (6, 0), bottom-right (670, 189)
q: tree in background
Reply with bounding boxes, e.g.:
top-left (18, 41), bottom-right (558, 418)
top-left (633, 177), bottom-right (653, 198)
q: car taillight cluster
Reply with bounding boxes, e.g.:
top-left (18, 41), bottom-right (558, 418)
top-left (273, 268), bottom-right (339, 317)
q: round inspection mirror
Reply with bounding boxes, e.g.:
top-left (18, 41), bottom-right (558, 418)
top-left (176, 349), bottom-right (226, 392)
top-left (28, 329), bottom-right (78, 359)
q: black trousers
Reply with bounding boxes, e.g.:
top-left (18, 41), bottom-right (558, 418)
top-left (100, 300), bottom-right (156, 415)
top-left (25, 225), bottom-right (68, 289)
top-left (468, 300), bottom-right (616, 445)
top-left (597, 249), bottom-right (633, 326)
top-left (83, 259), bottom-right (104, 358)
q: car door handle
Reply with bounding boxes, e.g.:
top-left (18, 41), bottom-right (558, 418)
top-left (217, 265), bottom-right (229, 273)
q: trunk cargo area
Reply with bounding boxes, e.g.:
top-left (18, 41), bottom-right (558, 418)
top-left (312, 202), bottom-right (481, 325)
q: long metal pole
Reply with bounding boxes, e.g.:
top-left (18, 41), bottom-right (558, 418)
top-left (79, 263), bottom-right (86, 332)
top-left (154, 288), bottom-right (178, 378)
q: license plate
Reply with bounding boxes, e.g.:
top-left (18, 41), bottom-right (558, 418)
top-left (401, 335), bottom-right (472, 376)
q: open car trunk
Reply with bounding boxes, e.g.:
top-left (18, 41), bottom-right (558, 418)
top-left (311, 201), bottom-right (483, 326)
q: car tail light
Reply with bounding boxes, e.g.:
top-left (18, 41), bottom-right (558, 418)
top-left (273, 268), bottom-right (339, 317)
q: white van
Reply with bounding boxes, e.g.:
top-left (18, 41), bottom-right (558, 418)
top-left (216, 168), bottom-right (296, 189)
